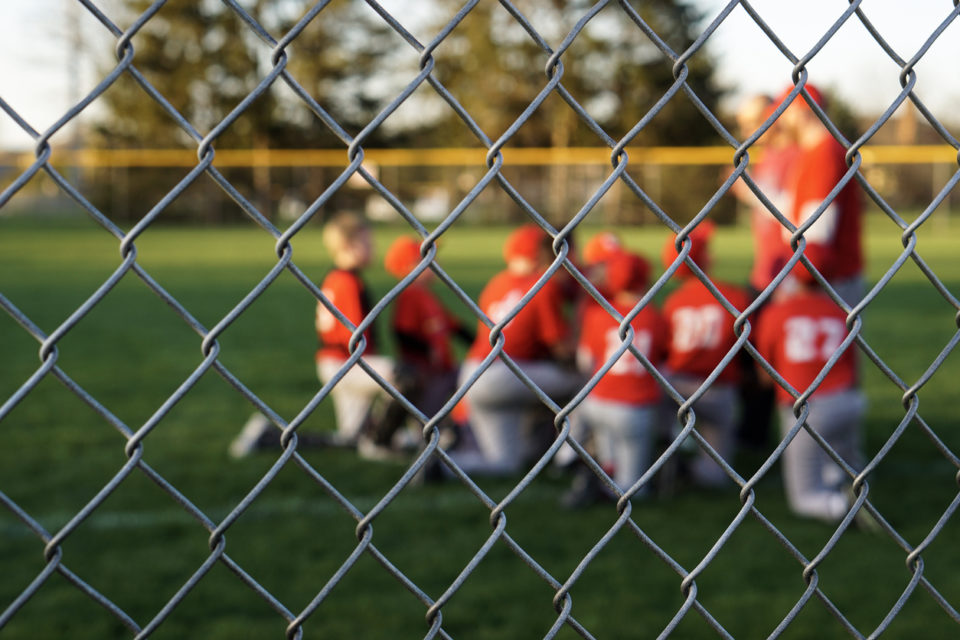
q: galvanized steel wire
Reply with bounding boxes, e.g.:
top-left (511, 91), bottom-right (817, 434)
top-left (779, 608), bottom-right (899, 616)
top-left (2, 0), bottom-right (960, 638)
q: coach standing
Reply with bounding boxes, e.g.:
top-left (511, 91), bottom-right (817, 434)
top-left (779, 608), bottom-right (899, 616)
top-left (775, 84), bottom-right (865, 308)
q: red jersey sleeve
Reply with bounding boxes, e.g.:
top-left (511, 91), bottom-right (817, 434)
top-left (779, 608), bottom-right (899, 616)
top-left (316, 269), bottom-right (373, 359)
top-left (392, 284), bottom-right (457, 371)
top-left (467, 271), bottom-right (514, 360)
top-left (532, 277), bottom-right (569, 347)
top-left (391, 286), bottom-right (422, 336)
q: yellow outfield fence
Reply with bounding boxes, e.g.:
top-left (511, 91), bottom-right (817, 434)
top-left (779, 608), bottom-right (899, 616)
top-left (1, 145), bottom-right (958, 170)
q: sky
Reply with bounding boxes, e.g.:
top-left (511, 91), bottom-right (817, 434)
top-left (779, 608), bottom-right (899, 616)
top-left (690, 0), bottom-right (960, 118)
top-left (1, 0), bottom-right (958, 150)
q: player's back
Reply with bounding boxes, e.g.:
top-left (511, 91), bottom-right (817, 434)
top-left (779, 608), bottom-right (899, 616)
top-left (578, 299), bottom-right (665, 405)
top-left (662, 278), bottom-right (749, 382)
top-left (392, 282), bottom-right (457, 371)
top-left (468, 269), bottom-right (568, 361)
top-left (755, 290), bottom-right (857, 404)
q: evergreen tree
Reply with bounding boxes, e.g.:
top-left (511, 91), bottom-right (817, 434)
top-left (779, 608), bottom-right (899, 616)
top-left (415, 1), bottom-right (727, 224)
top-left (419, 0), bottom-right (724, 148)
top-left (90, 0), bottom-right (403, 220)
top-left (93, 0), bottom-right (405, 149)
top-left (88, 1), bottom-right (727, 224)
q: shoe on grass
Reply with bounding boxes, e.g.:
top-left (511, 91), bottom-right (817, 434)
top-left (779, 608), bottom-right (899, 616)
top-left (229, 412), bottom-right (275, 458)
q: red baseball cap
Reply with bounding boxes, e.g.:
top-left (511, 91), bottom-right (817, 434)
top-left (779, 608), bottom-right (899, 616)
top-left (661, 221), bottom-right (715, 279)
top-left (582, 231), bottom-right (623, 266)
top-left (384, 235), bottom-right (422, 279)
top-left (774, 83), bottom-right (826, 117)
top-left (605, 251), bottom-right (651, 295)
top-left (504, 224), bottom-right (548, 263)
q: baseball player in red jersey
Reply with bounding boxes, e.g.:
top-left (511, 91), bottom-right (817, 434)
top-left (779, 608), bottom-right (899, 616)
top-left (774, 84), bottom-right (864, 308)
top-left (455, 224), bottom-right (582, 476)
top-left (228, 211), bottom-right (395, 457)
top-left (755, 249), bottom-right (867, 523)
top-left (572, 250), bottom-right (668, 498)
top-left (581, 231), bottom-right (652, 297)
top-left (386, 236), bottom-right (470, 377)
top-left (661, 222), bottom-right (750, 488)
top-left (551, 230), bottom-right (652, 473)
top-left (582, 231), bottom-right (624, 277)
top-left (314, 211), bottom-right (396, 449)
top-left (368, 236), bottom-right (473, 450)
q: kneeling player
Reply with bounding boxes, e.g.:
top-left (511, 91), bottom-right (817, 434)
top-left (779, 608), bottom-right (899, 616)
top-left (456, 225), bottom-right (582, 476)
top-left (755, 249), bottom-right (868, 523)
top-left (367, 235), bottom-right (473, 453)
top-left (661, 222), bottom-right (750, 488)
top-left (570, 250), bottom-right (668, 501)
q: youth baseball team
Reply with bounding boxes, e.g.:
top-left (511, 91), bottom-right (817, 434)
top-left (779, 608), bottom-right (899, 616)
top-left (232, 85), bottom-right (869, 526)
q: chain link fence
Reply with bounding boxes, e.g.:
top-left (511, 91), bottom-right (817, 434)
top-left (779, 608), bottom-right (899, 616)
top-left (2, 1), bottom-right (959, 638)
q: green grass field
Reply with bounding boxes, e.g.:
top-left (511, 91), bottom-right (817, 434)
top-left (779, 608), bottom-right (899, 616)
top-left (0, 214), bottom-right (958, 639)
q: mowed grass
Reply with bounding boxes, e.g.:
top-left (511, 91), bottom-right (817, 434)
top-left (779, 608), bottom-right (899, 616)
top-left (0, 213), bottom-right (958, 639)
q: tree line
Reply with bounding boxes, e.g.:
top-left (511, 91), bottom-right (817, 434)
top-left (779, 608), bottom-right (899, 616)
top-left (88, 0), bottom-right (727, 224)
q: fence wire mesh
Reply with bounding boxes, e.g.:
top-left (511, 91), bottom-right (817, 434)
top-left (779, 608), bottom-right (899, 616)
top-left (1, 0), bottom-right (960, 638)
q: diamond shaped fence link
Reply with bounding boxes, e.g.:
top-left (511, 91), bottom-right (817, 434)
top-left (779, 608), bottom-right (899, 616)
top-left (1, 0), bottom-right (959, 638)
